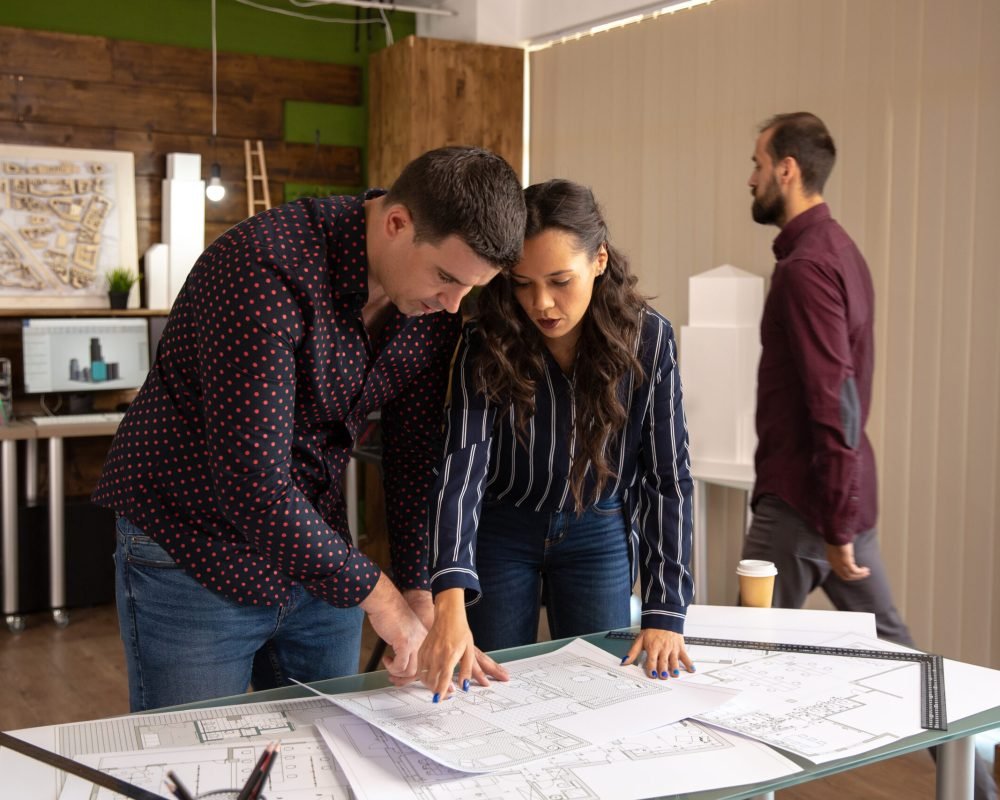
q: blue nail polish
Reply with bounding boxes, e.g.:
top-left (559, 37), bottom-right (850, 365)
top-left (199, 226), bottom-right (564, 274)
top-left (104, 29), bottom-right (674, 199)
top-left (650, 670), bottom-right (658, 678)
top-left (620, 656), bottom-right (628, 665)
top-left (672, 669), bottom-right (680, 676)
top-left (462, 679), bottom-right (470, 692)
top-left (688, 665), bottom-right (696, 673)
top-left (432, 693), bottom-right (440, 703)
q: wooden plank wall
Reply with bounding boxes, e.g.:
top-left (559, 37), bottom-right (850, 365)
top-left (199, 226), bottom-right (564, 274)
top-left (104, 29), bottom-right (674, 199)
top-left (0, 25), bottom-right (363, 258)
top-left (368, 35), bottom-right (523, 187)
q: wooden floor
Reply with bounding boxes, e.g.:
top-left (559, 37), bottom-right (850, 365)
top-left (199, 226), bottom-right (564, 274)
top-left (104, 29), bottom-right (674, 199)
top-left (0, 603), bottom-right (941, 798)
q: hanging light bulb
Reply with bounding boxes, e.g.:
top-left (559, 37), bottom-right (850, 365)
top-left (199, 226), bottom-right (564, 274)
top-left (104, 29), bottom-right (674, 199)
top-left (205, 0), bottom-right (225, 204)
top-left (206, 161), bottom-right (225, 202)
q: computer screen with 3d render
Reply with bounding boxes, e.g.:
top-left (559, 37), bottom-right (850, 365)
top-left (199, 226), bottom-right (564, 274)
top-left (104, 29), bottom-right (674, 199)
top-left (22, 318), bottom-right (150, 394)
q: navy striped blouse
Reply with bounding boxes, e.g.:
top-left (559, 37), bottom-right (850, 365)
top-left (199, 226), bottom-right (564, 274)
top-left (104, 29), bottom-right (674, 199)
top-left (428, 307), bottom-right (695, 633)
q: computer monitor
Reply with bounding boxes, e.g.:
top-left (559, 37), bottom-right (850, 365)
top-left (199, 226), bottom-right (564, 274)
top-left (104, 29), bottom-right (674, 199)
top-left (22, 318), bottom-right (150, 394)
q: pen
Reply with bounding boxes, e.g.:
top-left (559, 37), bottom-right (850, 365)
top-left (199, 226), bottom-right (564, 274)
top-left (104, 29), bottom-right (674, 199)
top-left (238, 742), bottom-right (278, 800)
top-left (165, 770), bottom-right (195, 800)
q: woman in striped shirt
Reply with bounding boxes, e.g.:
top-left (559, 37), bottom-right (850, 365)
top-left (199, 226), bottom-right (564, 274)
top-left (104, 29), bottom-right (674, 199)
top-left (419, 179), bottom-right (695, 700)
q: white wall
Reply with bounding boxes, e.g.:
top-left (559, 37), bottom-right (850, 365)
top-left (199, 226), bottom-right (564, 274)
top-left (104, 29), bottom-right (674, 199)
top-left (418, 0), bottom-right (696, 46)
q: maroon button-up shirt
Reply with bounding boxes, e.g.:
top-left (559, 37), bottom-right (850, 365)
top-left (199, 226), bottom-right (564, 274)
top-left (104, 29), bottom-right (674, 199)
top-left (93, 193), bottom-right (461, 606)
top-left (752, 203), bottom-right (877, 545)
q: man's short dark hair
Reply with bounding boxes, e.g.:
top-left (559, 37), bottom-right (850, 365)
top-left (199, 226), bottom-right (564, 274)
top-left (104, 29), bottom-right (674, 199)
top-left (760, 112), bottom-right (836, 195)
top-left (384, 146), bottom-right (526, 271)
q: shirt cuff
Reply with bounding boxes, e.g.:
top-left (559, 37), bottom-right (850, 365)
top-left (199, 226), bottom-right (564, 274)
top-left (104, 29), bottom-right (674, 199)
top-left (640, 603), bottom-right (687, 633)
top-left (430, 567), bottom-right (482, 606)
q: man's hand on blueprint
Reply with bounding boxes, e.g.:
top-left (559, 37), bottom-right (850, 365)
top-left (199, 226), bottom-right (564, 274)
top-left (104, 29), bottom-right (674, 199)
top-left (361, 573), bottom-right (428, 682)
top-left (416, 588), bottom-right (511, 701)
top-left (621, 629), bottom-right (695, 679)
top-left (403, 588), bottom-right (436, 629)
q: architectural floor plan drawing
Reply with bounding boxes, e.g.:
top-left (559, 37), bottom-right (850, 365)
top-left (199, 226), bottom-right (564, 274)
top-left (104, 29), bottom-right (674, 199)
top-left (324, 639), bottom-right (736, 773)
top-left (687, 633), bottom-right (931, 763)
top-left (60, 737), bottom-right (350, 800)
top-left (317, 712), bottom-right (801, 800)
top-left (4, 697), bottom-right (350, 800)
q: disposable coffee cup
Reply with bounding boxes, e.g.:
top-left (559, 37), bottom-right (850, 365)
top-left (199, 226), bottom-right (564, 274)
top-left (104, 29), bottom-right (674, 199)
top-left (736, 559), bottom-right (778, 608)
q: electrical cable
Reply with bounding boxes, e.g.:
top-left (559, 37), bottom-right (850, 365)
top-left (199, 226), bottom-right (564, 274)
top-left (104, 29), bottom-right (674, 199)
top-left (233, 0), bottom-right (387, 25)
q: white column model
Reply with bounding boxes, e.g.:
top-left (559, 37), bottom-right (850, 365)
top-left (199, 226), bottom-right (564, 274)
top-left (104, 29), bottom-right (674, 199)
top-left (162, 153), bottom-right (206, 305)
top-left (679, 265), bottom-right (764, 603)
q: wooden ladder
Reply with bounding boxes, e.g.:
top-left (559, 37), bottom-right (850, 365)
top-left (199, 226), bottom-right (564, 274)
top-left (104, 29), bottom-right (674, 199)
top-left (243, 139), bottom-right (272, 217)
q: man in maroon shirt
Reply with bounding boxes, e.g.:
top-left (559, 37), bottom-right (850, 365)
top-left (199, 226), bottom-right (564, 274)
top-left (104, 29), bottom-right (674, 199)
top-left (94, 147), bottom-right (525, 711)
top-left (740, 112), bottom-right (913, 644)
top-left (742, 112), bottom-right (998, 800)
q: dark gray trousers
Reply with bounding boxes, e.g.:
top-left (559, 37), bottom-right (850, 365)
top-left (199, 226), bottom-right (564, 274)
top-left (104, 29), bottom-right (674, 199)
top-left (742, 495), bottom-right (997, 800)
top-left (741, 495), bottom-right (914, 645)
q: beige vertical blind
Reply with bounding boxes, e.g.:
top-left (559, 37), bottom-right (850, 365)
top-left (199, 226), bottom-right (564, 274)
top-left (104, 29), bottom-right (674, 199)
top-left (530, 0), bottom-right (1000, 668)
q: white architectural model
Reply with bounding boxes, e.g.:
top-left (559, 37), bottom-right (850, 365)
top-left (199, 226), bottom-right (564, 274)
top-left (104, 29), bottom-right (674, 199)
top-left (162, 152), bottom-right (205, 306)
top-left (679, 265), bottom-right (764, 468)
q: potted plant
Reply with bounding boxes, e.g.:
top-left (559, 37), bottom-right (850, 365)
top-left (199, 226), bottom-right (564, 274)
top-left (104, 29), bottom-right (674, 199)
top-left (106, 267), bottom-right (140, 309)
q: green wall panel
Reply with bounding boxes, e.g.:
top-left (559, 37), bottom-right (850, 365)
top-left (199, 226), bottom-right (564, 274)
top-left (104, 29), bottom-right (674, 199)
top-left (285, 102), bottom-right (366, 148)
top-left (0, 0), bottom-right (415, 64)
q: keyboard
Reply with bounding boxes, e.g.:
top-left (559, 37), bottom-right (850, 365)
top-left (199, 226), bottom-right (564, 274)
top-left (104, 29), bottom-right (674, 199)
top-left (31, 412), bottom-right (125, 427)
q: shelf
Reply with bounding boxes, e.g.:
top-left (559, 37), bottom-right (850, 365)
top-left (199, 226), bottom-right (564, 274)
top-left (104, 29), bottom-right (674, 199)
top-left (0, 309), bottom-right (170, 318)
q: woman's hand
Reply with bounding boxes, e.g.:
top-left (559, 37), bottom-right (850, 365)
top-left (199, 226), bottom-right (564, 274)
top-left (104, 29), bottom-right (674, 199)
top-left (418, 589), bottom-right (510, 700)
top-left (621, 629), bottom-right (695, 679)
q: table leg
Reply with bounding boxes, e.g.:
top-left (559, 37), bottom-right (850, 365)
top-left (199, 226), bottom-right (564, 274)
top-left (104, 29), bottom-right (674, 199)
top-left (346, 457), bottom-right (359, 547)
top-left (936, 736), bottom-right (975, 799)
top-left (693, 478), bottom-right (708, 603)
top-left (2, 438), bottom-right (24, 633)
top-left (25, 437), bottom-right (38, 506)
top-left (48, 436), bottom-right (69, 627)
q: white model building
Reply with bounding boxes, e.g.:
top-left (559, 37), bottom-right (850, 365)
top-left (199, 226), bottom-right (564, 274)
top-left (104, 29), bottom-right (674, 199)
top-left (679, 265), bottom-right (764, 469)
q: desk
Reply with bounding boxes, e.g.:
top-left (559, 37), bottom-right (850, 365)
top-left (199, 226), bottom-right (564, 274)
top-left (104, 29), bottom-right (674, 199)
top-left (690, 459), bottom-right (754, 603)
top-left (34, 414), bottom-right (124, 630)
top-left (1, 414), bottom-right (122, 632)
top-left (168, 630), bottom-right (997, 800)
top-left (3, 413), bottom-right (376, 633)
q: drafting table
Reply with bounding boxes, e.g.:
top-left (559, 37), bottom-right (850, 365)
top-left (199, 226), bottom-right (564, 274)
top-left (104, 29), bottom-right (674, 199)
top-left (3, 608), bottom-right (998, 800)
top-left (174, 616), bottom-right (997, 800)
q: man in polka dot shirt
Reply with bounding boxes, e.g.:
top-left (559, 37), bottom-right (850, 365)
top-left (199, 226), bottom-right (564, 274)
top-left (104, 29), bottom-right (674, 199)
top-left (93, 147), bottom-right (526, 711)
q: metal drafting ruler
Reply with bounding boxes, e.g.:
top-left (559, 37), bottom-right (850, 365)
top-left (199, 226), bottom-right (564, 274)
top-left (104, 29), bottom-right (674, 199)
top-left (604, 631), bottom-right (948, 731)
top-left (0, 731), bottom-right (163, 800)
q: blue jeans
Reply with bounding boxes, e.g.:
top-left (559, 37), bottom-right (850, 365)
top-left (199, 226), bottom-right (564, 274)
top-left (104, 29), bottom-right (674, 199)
top-left (115, 516), bottom-right (363, 712)
top-left (466, 497), bottom-right (632, 651)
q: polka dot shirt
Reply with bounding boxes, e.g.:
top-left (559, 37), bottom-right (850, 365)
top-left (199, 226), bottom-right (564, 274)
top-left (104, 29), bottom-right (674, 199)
top-left (92, 192), bottom-right (462, 608)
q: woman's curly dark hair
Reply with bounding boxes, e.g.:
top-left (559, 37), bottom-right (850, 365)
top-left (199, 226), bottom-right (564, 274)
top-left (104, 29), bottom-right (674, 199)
top-left (475, 179), bottom-right (646, 511)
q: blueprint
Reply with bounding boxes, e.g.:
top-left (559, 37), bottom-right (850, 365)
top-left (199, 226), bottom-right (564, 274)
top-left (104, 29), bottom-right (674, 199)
top-left (324, 639), bottom-right (737, 772)
top-left (4, 697), bottom-right (351, 800)
top-left (688, 633), bottom-right (931, 763)
top-left (61, 737), bottom-right (349, 800)
top-left (317, 712), bottom-right (801, 800)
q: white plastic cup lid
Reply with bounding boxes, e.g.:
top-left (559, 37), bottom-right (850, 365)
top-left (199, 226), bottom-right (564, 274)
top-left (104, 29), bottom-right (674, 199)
top-left (736, 559), bottom-right (778, 577)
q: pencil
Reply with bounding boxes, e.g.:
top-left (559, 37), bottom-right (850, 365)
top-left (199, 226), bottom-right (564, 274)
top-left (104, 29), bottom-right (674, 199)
top-left (247, 742), bottom-right (280, 800)
top-left (237, 742), bottom-right (276, 800)
top-left (165, 770), bottom-right (196, 800)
